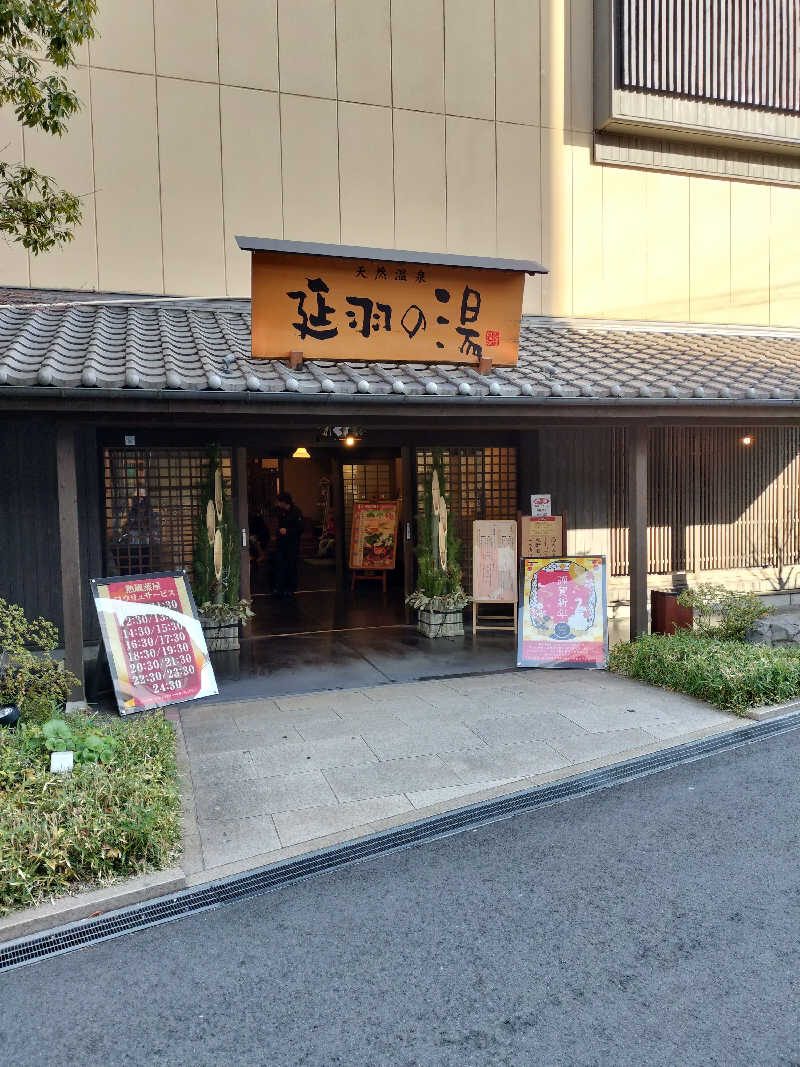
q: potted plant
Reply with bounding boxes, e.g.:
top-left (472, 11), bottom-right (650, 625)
top-left (406, 452), bottom-right (470, 638)
top-left (192, 447), bottom-right (253, 651)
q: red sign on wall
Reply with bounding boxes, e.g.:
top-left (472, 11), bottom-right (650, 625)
top-left (91, 571), bottom-right (218, 715)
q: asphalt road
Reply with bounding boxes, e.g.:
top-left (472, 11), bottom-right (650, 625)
top-left (1, 727), bottom-right (799, 1067)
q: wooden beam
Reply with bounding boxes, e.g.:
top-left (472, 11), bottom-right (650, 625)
top-left (56, 425), bottom-right (84, 696)
top-left (235, 447), bottom-right (250, 602)
top-left (627, 424), bottom-right (649, 639)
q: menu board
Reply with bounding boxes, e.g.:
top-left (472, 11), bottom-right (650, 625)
top-left (349, 501), bottom-right (400, 570)
top-left (472, 520), bottom-right (518, 602)
top-left (517, 557), bottom-right (608, 669)
top-left (520, 515), bottom-right (563, 558)
top-left (91, 571), bottom-right (218, 715)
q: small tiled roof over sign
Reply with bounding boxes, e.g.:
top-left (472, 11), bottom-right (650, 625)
top-left (0, 295), bottom-right (800, 403)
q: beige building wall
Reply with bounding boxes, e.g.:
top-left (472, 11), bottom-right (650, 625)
top-left (1, 0), bottom-right (800, 327)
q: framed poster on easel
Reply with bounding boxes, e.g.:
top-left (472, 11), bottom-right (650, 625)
top-left (517, 557), bottom-right (608, 669)
top-left (90, 570), bottom-right (218, 715)
top-left (349, 500), bottom-right (400, 592)
top-left (472, 520), bottom-right (518, 634)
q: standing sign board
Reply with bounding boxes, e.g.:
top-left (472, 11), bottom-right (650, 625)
top-left (517, 557), bottom-right (608, 669)
top-left (349, 501), bottom-right (400, 570)
top-left (472, 520), bottom-right (518, 633)
top-left (520, 515), bottom-right (563, 558)
top-left (91, 571), bottom-right (218, 715)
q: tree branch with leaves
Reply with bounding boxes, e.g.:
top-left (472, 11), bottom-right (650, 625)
top-left (0, 0), bottom-right (96, 253)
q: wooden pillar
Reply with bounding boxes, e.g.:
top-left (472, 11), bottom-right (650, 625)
top-left (627, 424), bottom-right (649, 639)
top-left (235, 447), bottom-right (250, 601)
top-left (56, 424), bottom-right (85, 696)
top-left (401, 445), bottom-right (415, 620)
top-left (330, 455), bottom-right (346, 592)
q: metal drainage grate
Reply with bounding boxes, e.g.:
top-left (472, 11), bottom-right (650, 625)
top-left (3, 708), bottom-right (800, 973)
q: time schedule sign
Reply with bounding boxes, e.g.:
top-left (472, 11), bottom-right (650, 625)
top-left (91, 571), bottom-right (218, 715)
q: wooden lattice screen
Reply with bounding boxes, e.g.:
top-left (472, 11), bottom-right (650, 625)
top-left (611, 427), bottom-right (800, 576)
top-left (415, 447), bottom-right (518, 594)
top-left (103, 448), bottom-right (233, 579)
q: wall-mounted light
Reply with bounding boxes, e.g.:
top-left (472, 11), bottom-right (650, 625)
top-left (291, 446), bottom-right (311, 459)
top-left (741, 435), bottom-right (753, 447)
top-left (344, 435), bottom-right (356, 447)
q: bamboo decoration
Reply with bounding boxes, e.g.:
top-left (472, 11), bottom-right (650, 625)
top-left (214, 468), bottom-right (223, 519)
top-left (206, 500), bottom-right (216, 546)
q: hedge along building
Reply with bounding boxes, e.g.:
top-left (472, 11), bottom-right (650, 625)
top-left (2, 1), bottom-right (800, 693)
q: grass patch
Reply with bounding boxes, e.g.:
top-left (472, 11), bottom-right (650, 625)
top-left (0, 711), bottom-right (181, 917)
top-left (609, 631), bottom-right (800, 713)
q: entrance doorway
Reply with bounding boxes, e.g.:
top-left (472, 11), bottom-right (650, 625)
top-left (246, 448), bottom-right (406, 636)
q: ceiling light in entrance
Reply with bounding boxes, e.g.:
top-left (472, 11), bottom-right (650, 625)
top-left (292, 446), bottom-right (311, 459)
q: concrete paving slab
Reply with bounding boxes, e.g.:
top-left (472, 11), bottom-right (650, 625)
top-left (323, 755), bottom-right (465, 802)
top-left (182, 723), bottom-right (303, 757)
top-left (468, 711), bottom-right (591, 746)
top-left (199, 815), bottom-right (281, 869)
top-left (273, 689), bottom-right (382, 714)
top-left (441, 740), bottom-right (571, 785)
top-left (248, 735), bottom-right (379, 777)
top-left (359, 723), bottom-right (487, 760)
top-left (272, 795), bottom-right (414, 848)
top-left (189, 749), bottom-right (257, 785)
top-left (194, 771), bottom-right (338, 824)
top-left (235, 723), bottom-right (305, 747)
top-left (292, 714), bottom-right (407, 742)
top-left (549, 727), bottom-right (659, 762)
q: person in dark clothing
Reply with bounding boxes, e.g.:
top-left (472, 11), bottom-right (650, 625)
top-left (248, 511), bottom-right (270, 592)
top-left (273, 491), bottom-right (303, 597)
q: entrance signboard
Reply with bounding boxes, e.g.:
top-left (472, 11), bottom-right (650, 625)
top-left (520, 515), bottom-right (563, 558)
top-left (349, 501), bottom-right (401, 570)
top-left (238, 238), bottom-right (548, 368)
top-left (251, 251), bottom-right (523, 366)
top-left (90, 571), bottom-right (218, 715)
top-left (517, 557), bottom-right (608, 669)
top-left (472, 520), bottom-right (518, 602)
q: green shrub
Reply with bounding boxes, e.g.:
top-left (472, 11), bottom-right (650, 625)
top-left (41, 717), bottom-right (117, 764)
top-left (0, 711), bottom-right (180, 915)
top-left (676, 583), bottom-right (772, 641)
top-left (0, 597), bottom-right (80, 722)
top-left (609, 630), bottom-right (800, 712)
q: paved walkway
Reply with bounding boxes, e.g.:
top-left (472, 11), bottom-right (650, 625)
top-left (175, 670), bottom-right (743, 883)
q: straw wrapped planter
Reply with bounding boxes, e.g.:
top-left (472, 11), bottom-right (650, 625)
top-left (200, 617), bottom-right (240, 652)
top-left (417, 608), bottom-right (465, 639)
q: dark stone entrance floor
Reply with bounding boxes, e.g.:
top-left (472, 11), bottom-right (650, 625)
top-left (206, 625), bottom-right (519, 704)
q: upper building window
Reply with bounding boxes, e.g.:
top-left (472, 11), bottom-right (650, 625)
top-left (595, 0), bottom-right (800, 168)
top-left (618, 0), bottom-right (800, 114)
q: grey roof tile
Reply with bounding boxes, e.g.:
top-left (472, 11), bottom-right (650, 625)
top-left (0, 297), bottom-right (800, 405)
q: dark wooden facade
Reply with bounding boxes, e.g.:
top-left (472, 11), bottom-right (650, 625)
top-left (0, 418), bottom-right (103, 640)
top-left (3, 401), bottom-right (800, 694)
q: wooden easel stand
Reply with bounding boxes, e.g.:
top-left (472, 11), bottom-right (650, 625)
top-left (351, 569), bottom-right (388, 593)
top-left (472, 599), bottom-right (518, 634)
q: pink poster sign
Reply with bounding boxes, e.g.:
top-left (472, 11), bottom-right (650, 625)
top-left (517, 557), bottom-right (608, 669)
